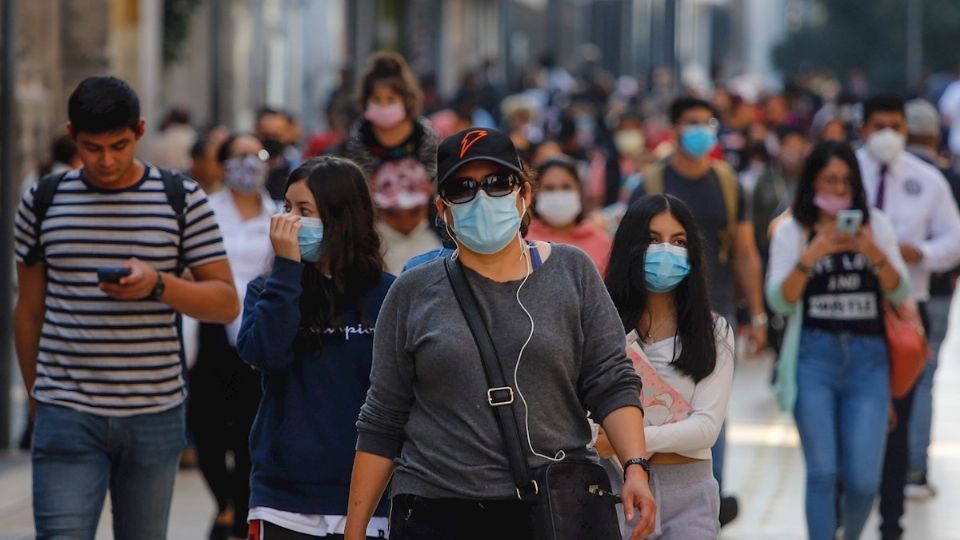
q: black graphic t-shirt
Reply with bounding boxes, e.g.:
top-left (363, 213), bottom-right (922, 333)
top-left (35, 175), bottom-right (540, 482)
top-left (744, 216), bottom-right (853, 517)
top-left (803, 250), bottom-right (884, 334)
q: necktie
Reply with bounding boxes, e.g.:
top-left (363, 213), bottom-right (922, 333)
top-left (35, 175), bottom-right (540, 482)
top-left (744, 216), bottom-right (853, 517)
top-left (876, 164), bottom-right (887, 210)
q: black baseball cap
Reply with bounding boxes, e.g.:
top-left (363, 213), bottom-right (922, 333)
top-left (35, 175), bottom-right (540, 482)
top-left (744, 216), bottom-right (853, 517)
top-left (436, 127), bottom-right (524, 186)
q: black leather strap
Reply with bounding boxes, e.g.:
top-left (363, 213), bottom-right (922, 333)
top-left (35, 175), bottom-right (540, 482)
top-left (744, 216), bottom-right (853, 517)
top-left (443, 256), bottom-right (538, 500)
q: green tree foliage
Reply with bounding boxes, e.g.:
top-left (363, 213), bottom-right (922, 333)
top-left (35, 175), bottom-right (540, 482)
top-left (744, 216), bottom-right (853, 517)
top-left (163, 0), bottom-right (201, 66)
top-left (773, 0), bottom-right (960, 92)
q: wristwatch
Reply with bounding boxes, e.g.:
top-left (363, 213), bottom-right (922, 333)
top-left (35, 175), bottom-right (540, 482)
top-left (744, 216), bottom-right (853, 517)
top-left (623, 457), bottom-right (651, 481)
top-left (149, 271), bottom-right (166, 300)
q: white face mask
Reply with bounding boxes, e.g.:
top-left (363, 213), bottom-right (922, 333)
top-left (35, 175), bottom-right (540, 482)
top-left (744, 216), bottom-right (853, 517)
top-left (866, 128), bottom-right (905, 165)
top-left (535, 191), bottom-right (582, 227)
top-left (614, 129), bottom-right (646, 158)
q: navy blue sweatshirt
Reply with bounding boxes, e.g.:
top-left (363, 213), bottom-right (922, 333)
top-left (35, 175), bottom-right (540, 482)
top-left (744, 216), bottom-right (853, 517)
top-left (237, 256), bottom-right (394, 517)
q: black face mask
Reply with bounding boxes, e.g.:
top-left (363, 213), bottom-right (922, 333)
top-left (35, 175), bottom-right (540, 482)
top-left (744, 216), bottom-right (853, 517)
top-left (261, 137), bottom-right (287, 159)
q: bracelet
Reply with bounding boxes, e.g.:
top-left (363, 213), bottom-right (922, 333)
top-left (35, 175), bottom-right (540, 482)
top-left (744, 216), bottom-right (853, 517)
top-left (794, 261), bottom-right (813, 276)
top-left (622, 457), bottom-right (651, 481)
top-left (751, 313), bottom-right (769, 328)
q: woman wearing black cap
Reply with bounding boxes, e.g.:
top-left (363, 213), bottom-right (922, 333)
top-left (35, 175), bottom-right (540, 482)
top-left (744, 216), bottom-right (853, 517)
top-left (345, 128), bottom-right (656, 540)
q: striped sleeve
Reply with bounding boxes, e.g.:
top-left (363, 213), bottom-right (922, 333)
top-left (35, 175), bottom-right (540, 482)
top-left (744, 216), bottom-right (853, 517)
top-left (181, 182), bottom-right (227, 268)
top-left (14, 185), bottom-right (39, 263)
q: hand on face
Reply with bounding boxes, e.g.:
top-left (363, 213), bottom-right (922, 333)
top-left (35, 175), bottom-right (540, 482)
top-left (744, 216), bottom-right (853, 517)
top-left (270, 213), bottom-right (302, 262)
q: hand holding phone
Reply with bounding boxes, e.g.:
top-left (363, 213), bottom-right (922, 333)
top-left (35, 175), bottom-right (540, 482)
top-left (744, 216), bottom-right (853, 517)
top-left (96, 266), bottom-right (132, 284)
top-left (836, 209), bottom-right (863, 236)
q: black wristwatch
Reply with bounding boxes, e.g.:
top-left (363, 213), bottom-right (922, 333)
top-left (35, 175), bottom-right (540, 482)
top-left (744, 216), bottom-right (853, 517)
top-left (149, 271), bottom-right (166, 300)
top-left (623, 457), bottom-right (651, 481)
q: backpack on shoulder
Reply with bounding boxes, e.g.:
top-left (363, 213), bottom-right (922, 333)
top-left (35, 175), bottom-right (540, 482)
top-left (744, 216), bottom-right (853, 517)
top-left (643, 159), bottom-right (739, 264)
top-left (23, 168), bottom-right (188, 275)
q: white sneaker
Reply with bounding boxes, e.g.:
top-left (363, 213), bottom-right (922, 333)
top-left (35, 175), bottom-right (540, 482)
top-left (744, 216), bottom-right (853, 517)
top-left (904, 482), bottom-right (937, 500)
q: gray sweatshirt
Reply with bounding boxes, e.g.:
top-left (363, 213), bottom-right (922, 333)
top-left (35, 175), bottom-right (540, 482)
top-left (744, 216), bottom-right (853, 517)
top-left (356, 244), bottom-right (642, 500)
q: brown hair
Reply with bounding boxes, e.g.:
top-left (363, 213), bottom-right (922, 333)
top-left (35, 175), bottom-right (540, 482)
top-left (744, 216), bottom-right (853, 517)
top-left (360, 51), bottom-right (423, 118)
top-left (519, 168), bottom-right (535, 237)
top-left (284, 157), bottom-right (385, 347)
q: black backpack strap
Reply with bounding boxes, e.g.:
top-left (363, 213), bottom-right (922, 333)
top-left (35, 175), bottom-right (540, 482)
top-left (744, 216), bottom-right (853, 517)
top-left (443, 257), bottom-right (539, 501)
top-left (159, 167), bottom-right (187, 276)
top-left (23, 172), bottom-right (67, 266)
top-left (158, 167), bottom-right (191, 381)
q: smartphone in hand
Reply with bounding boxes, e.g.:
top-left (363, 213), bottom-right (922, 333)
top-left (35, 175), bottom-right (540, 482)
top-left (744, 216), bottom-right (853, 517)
top-left (96, 266), bottom-right (131, 284)
top-left (836, 209), bottom-right (863, 236)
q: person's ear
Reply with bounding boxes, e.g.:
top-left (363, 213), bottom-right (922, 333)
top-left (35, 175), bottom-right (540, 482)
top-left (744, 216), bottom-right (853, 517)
top-left (435, 197), bottom-right (449, 224)
top-left (66, 122), bottom-right (76, 141)
top-left (135, 118), bottom-right (146, 139)
top-left (520, 181), bottom-right (533, 209)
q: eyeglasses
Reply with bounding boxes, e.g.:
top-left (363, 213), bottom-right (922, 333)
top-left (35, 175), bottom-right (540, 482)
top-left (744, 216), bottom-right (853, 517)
top-left (817, 175), bottom-right (851, 188)
top-left (439, 172), bottom-right (521, 204)
top-left (679, 118), bottom-right (720, 130)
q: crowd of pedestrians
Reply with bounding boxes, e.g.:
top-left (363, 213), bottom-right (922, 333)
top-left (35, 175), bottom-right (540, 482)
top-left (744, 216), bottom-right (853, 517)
top-left (13, 48), bottom-right (960, 540)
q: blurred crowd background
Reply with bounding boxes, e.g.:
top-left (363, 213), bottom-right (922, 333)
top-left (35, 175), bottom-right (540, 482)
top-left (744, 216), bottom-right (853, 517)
top-left (3, 0), bottom-right (960, 449)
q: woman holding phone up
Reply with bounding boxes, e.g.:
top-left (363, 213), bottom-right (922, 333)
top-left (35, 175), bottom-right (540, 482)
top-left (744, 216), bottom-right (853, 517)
top-left (765, 141), bottom-right (910, 540)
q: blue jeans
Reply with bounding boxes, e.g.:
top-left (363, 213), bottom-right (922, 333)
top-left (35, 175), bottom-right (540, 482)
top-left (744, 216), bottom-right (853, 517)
top-left (908, 296), bottom-right (949, 477)
top-left (711, 311), bottom-right (736, 491)
top-left (794, 329), bottom-right (890, 540)
top-left (711, 422), bottom-right (726, 491)
top-left (32, 402), bottom-right (186, 540)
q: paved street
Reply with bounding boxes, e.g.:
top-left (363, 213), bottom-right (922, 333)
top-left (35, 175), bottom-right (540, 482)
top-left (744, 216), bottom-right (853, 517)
top-left (2, 288), bottom-right (959, 539)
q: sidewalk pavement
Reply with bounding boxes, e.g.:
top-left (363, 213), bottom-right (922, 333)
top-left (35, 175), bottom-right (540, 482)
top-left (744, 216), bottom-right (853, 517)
top-left (2, 290), bottom-right (959, 539)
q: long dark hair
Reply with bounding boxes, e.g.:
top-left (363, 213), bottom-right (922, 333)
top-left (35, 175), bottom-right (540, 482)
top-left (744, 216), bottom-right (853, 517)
top-left (791, 141), bottom-right (871, 228)
top-left (286, 157), bottom-right (385, 347)
top-left (605, 194), bottom-right (718, 382)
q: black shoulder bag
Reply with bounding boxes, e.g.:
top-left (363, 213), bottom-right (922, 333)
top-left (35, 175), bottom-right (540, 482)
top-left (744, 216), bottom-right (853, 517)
top-left (443, 257), bottom-right (621, 540)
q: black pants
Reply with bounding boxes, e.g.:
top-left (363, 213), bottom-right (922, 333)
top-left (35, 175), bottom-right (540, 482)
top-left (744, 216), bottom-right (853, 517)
top-left (878, 302), bottom-right (930, 535)
top-left (389, 494), bottom-right (534, 540)
top-left (188, 322), bottom-right (262, 537)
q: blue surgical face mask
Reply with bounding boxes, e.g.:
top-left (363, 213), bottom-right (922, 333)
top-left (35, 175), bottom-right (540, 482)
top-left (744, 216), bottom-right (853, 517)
top-left (298, 217), bottom-right (324, 263)
top-left (643, 243), bottom-right (691, 293)
top-left (680, 125), bottom-right (717, 158)
top-left (447, 190), bottom-right (522, 255)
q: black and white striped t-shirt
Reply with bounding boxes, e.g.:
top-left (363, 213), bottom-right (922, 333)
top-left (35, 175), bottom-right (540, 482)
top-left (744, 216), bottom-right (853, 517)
top-left (14, 166), bottom-right (227, 416)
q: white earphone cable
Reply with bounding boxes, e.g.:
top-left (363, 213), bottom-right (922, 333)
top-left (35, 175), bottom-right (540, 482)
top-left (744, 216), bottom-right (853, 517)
top-left (513, 213), bottom-right (566, 463)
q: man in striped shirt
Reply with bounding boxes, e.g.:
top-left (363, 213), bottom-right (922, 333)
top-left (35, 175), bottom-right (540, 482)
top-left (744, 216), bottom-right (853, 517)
top-left (13, 76), bottom-right (240, 539)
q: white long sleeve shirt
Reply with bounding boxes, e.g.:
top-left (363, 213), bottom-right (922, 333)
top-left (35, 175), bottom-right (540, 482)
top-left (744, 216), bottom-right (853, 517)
top-left (765, 210), bottom-right (909, 307)
top-left (857, 148), bottom-right (960, 302)
top-left (207, 189), bottom-right (279, 345)
top-left (630, 319), bottom-right (735, 460)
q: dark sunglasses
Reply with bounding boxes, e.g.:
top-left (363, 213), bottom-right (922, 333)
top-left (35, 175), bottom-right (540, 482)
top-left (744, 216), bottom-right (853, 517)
top-left (439, 173), bottom-right (521, 204)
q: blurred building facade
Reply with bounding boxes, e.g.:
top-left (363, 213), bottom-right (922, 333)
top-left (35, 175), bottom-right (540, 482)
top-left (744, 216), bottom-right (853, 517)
top-left (8, 0), bottom-right (790, 178)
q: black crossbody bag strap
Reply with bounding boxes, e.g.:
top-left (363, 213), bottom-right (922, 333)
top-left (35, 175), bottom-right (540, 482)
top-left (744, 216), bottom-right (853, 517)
top-left (443, 256), bottom-right (539, 500)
